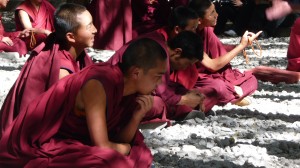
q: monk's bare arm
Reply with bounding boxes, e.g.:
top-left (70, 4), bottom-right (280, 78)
top-left (116, 95), bottom-right (153, 143)
top-left (201, 31), bottom-right (262, 72)
top-left (18, 10), bottom-right (33, 29)
top-left (81, 79), bottom-right (131, 155)
top-left (59, 69), bottom-right (71, 79)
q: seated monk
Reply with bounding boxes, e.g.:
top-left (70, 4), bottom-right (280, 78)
top-left (0, 0), bottom-right (27, 56)
top-left (170, 0), bottom-right (262, 113)
top-left (15, 0), bottom-right (55, 50)
top-left (0, 38), bottom-right (167, 167)
top-left (0, 3), bottom-right (95, 138)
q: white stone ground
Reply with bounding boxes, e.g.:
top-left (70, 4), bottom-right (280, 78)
top-left (0, 36), bottom-right (299, 168)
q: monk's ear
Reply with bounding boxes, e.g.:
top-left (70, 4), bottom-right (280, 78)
top-left (128, 66), bottom-right (142, 79)
top-left (174, 26), bottom-right (181, 35)
top-left (174, 48), bottom-right (182, 57)
top-left (66, 32), bottom-right (76, 43)
top-left (198, 18), bottom-right (203, 25)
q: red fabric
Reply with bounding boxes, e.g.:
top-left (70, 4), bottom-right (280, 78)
top-left (170, 27), bottom-right (257, 112)
top-left (88, 0), bottom-right (132, 50)
top-left (250, 66), bottom-right (300, 84)
top-left (15, 0), bottom-right (55, 49)
top-left (108, 28), bottom-right (192, 121)
top-left (132, 0), bottom-right (171, 39)
top-left (287, 18), bottom-right (300, 72)
top-left (0, 15), bottom-right (27, 55)
top-left (0, 33), bottom-right (93, 138)
top-left (0, 63), bottom-right (152, 167)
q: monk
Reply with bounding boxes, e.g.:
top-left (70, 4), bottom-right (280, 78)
top-left (0, 3), bottom-right (96, 138)
top-left (109, 6), bottom-right (206, 121)
top-left (0, 38), bottom-right (167, 167)
top-left (0, 0), bottom-right (27, 56)
top-left (15, 0), bottom-right (55, 50)
top-left (88, 0), bottom-right (132, 50)
top-left (170, 0), bottom-right (261, 113)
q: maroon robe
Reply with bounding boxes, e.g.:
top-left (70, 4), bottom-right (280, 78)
top-left (0, 63), bottom-right (152, 167)
top-left (15, 0), bottom-right (55, 50)
top-left (0, 33), bottom-right (93, 138)
top-left (108, 28), bottom-right (192, 122)
top-left (88, 0), bottom-right (132, 50)
top-left (287, 18), bottom-right (300, 72)
top-left (170, 27), bottom-right (257, 112)
top-left (0, 15), bottom-right (27, 55)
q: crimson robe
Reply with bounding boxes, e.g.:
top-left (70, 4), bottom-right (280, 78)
top-left (88, 0), bottom-right (132, 50)
top-left (15, 0), bottom-right (55, 50)
top-left (108, 28), bottom-right (192, 122)
top-left (170, 27), bottom-right (257, 112)
top-left (0, 15), bottom-right (27, 55)
top-left (0, 63), bottom-right (152, 167)
top-left (287, 18), bottom-right (300, 72)
top-left (0, 33), bottom-right (93, 138)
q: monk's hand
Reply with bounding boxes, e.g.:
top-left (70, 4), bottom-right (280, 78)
top-left (113, 143), bottom-right (131, 155)
top-left (180, 90), bottom-right (204, 109)
top-left (1, 37), bottom-right (13, 46)
top-left (18, 28), bottom-right (32, 38)
top-left (266, 0), bottom-right (292, 20)
top-left (134, 95), bottom-right (154, 120)
top-left (240, 30), bottom-right (263, 47)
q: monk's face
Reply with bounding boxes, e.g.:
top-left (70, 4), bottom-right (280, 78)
top-left (169, 48), bottom-right (198, 70)
top-left (183, 18), bottom-right (199, 33)
top-left (0, 0), bottom-right (9, 8)
top-left (198, 3), bottom-right (218, 28)
top-left (136, 59), bottom-right (167, 95)
top-left (73, 10), bottom-right (97, 48)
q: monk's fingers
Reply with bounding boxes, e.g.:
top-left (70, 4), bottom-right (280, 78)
top-left (136, 95), bottom-right (153, 112)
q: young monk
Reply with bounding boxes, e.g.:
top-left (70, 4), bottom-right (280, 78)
top-left (0, 0), bottom-right (27, 56)
top-left (0, 3), bottom-right (95, 138)
top-left (171, 0), bottom-right (261, 113)
top-left (109, 6), bottom-right (206, 121)
top-left (15, 0), bottom-right (55, 49)
top-left (0, 38), bottom-right (167, 167)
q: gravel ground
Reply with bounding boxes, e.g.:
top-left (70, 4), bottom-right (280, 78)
top-left (0, 11), bottom-right (299, 167)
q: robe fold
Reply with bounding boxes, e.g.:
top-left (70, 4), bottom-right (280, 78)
top-left (287, 18), bottom-right (300, 72)
top-left (108, 28), bottom-right (192, 122)
top-left (88, 0), bottom-right (132, 50)
top-left (170, 27), bottom-right (257, 112)
top-left (0, 15), bottom-right (27, 55)
top-left (15, 0), bottom-right (55, 49)
top-left (0, 33), bottom-right (93, 138)
top-left (0, 63), bottom-right (152, 167)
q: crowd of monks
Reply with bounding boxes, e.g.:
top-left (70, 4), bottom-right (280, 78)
top-left (0, 0), bottom-right (299, 167)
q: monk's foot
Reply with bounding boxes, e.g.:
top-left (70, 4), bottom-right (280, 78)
top-left (139, 122), bottom-right (168, 130)
top-left (234, 97), bottom-right (252, 107)
top-left (205, 110), bottom-right (216, 116)
top-left (180, 110), bottom-right (205, 121)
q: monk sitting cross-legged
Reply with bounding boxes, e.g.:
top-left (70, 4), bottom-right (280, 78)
top-left (0, 0), bottom-right (27, 56)
top-left (0, 3), bottom-right (96, 138)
